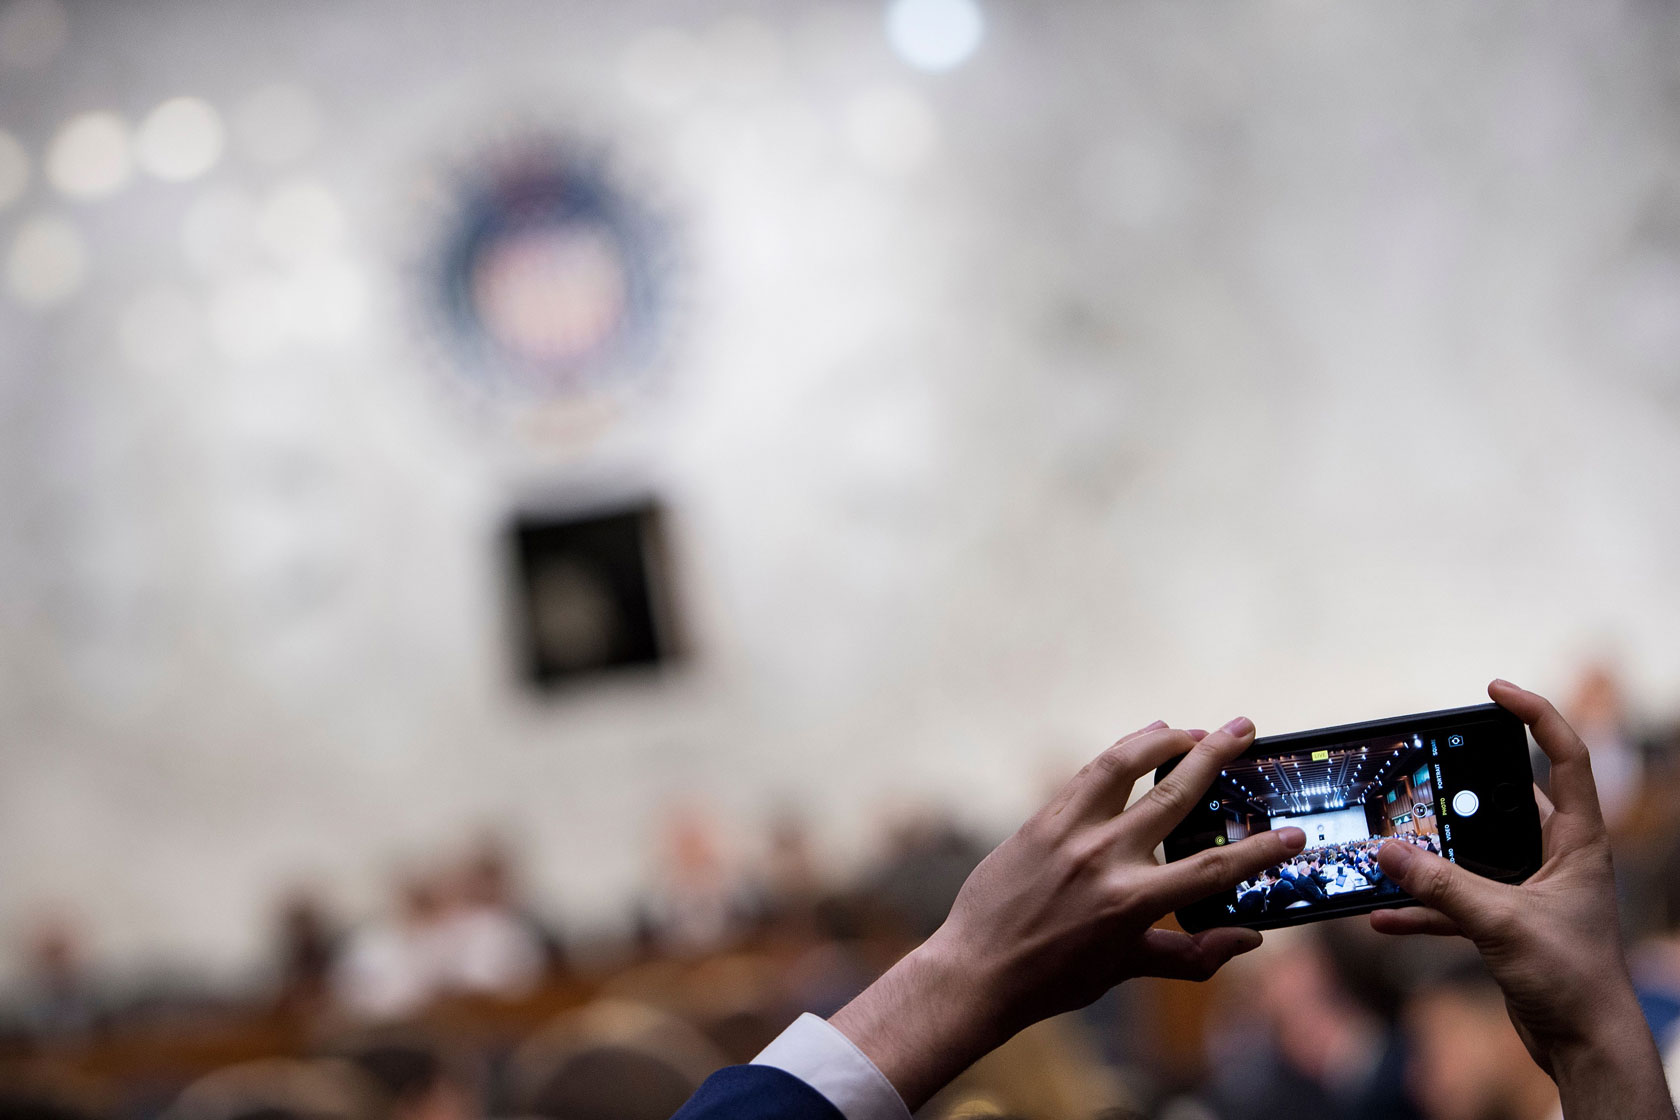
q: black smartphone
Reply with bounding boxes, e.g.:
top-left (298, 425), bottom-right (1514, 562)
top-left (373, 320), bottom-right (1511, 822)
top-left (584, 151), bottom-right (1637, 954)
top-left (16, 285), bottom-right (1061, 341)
top-left (1158, 703), bottom-right (1543, 933)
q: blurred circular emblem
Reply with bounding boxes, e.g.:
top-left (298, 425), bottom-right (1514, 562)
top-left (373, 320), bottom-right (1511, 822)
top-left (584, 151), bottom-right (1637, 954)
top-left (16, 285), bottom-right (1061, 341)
top-left (435, 141), bottom-right (669, 409)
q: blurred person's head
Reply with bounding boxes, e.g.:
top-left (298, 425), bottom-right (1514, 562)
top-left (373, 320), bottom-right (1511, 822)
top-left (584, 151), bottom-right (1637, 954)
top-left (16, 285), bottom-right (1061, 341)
top-left (162, 1059), bottom-right (376, 1120)
top-left (659, 803), bottom-right (725, 884)
top-left (1564, 662), bottom-right (1641, 828)
top-left (649, 803), bottom-right (741, 951)
top-left (754, 809), bottom-right (824, 940)
top-left (866, 804), bottom-right (988, 939)
top-left (275, 888), bottom-right (337, 984)
top-left (1568, 662), bottom-right (1625, 728)
top-left (458, 835), bottom-right (517, 910)
top-left (513, 1000), bottom-right (724, 1120)
top-left (1319, 916), bottom-right (1408, 1025)
top-left (526, 1047), bottom-right (695, 1120)
top-left (398, 876), bottom-right (447, 929)
top-left (881, 803), bottom-right (945, 856)
top-left (25, 914), bottom-right (84, 989)
top-left (15, 911), bottom-right (100, 1038)
top-left (1252, 928), bottom-right (1383, 1086)
top-left (1403, 958), bottom-right (1557, 1120)
top-left (765, 810), bottom-right (816, 891)
top-left (342, 1041), bottom-right (474, 1120)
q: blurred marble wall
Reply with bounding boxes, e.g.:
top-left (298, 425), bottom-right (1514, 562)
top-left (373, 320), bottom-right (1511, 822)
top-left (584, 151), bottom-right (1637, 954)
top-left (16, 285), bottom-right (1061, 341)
top-left (2, 0), bottom-right (1680, 977)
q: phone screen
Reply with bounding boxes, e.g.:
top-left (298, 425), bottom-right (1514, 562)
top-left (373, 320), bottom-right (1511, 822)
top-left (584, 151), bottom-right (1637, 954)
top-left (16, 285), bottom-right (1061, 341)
top-left (1161, 703), bottom-right (1541, 932)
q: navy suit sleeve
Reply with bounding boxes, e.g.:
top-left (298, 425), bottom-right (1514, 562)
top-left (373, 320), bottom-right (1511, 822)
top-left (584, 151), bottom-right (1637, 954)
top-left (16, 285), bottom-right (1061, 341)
top-left (672, 1064), bottom-right (846, 1120)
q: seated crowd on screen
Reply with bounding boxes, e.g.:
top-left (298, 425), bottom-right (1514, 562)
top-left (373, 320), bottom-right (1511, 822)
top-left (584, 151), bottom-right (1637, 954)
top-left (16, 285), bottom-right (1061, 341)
top-left (1234, 831), bottom-right (1441, 918)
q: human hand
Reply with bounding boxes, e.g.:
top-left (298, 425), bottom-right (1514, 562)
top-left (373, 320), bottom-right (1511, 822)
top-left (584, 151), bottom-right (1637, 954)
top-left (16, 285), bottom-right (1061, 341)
top-left (1370, 680), bottom-right (1671, 1120)
top-left (830, 718), bottom-right (1307, 1110)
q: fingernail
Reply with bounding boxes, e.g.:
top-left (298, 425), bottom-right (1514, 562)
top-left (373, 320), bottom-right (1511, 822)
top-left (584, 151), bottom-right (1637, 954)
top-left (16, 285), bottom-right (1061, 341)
top-left (1143, 719), bottom-right (1167, 731)
top-left (1232, 931), bottom-right (1263, 955)
top-left (1186, 728), bottom-right (1208, 741)
top-left (1278, 827), bottom-right (1305, 851)
top-left (1222, 716), bottom-right (1253, 736)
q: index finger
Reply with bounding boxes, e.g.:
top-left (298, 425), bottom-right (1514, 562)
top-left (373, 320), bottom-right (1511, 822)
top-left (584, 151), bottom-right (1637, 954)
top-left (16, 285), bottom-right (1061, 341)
top-left (1369, 905), bottom-right (1461, 938)
top-left (1049, 722), bottom-right (1188, 825)
top-left (1488, 680), bottom-right (1603, 829)
top-left (1141, 824), bottom-right (1306, 914)
top-left (1122, 717), bottom-right (1257, 848)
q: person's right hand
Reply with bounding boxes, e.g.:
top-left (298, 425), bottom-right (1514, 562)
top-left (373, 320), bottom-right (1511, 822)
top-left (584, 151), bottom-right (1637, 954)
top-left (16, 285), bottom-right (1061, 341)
top-left (829, 716), bottom-right (1307, 1112)
top-left (1370, 680), bottom-right (1672, 1120)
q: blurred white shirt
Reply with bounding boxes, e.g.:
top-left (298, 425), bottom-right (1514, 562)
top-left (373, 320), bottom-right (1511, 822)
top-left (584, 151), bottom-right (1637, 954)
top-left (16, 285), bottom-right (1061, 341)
top-left (332, 904), bottom-right (543, 1019)
top-left (432, 903), bottom-right (544, 995)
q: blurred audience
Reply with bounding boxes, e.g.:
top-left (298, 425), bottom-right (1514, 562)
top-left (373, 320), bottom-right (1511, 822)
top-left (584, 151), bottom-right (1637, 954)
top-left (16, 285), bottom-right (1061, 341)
top-left (8, 915), bottom-right (101, 1042)
top-left (432, 841), bottom-right (548, 998)
top-left (334, 874), bottom-right (455, 1021)
top-left (4, 682), bottom-right (1680, 1120)
top-left (272, 889), bottom-right (341, 1019)
top-left (1630, 836), bottom-right (1680, 1108)
top-left (862, 808), bottom-right (990, 940)
top-left (161, 1059), bottom-right (376, 1120)
top-left (458, 836), bottom-right (567, 972)
top-left (1203, 925), bottom-right (1419, 1120)
top-left (1564, 665), bottom-right (1642, 833)
top-left (512, 1000), bottom-right (725, 1120)
top-left (0, 1090), bottom-right (103, 1120)
top-left (639, 805), bottom-right (748, 955)
top-left (748, 812), bottom-right (824, 939)
top-left (331, 844), bottom-right (547, 1021)
top-left (1402, 957), bottom-right (1559, 1120)
top-left (341, 1039), bottom-right (476, 1120)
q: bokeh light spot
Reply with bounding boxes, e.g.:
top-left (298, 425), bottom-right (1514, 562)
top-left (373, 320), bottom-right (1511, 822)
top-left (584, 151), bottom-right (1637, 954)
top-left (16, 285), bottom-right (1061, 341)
top-left (136, 96), bottom-right (225, 182)
top-left (5, 213), bottom-right (86, 307)
top-left (885, 0), bottom-right (983, 73)
top-left (46, 111), bottom-right (132, 199)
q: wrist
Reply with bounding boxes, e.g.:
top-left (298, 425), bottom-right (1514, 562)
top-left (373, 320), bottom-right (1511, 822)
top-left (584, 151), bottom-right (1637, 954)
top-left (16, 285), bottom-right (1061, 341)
top-left (829, 933), bottom-right (1013, 1111)
top-left (1541, 987), bottom-right (1670, 1117)
top-left (1544, 988), bottom-right (1651, 1071)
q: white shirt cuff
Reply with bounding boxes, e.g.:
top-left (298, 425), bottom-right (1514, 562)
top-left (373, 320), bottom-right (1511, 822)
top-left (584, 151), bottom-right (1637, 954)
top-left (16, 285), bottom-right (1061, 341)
top-left (752, 1012), bottom-right (913, 1120)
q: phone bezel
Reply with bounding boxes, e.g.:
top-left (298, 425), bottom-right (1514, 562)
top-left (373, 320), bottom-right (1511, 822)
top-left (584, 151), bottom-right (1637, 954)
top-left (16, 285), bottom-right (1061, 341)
top-left (1159, 702), bottom-right (1541, 933)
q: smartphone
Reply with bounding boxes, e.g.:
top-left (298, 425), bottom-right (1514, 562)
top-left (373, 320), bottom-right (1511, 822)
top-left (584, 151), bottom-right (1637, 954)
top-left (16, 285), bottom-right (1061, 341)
top-left (1158, 703), bottom-right (1543, 933)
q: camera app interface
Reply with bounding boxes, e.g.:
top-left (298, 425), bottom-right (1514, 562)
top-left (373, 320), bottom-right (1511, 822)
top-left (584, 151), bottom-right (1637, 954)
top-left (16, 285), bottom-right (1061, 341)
top-left (1204, 726), bottom-right (1475, 922)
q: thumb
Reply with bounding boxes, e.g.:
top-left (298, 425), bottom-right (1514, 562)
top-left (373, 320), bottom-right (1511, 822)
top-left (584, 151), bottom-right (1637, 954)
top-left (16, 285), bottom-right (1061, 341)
top-left (1377, 840), bottom-right (1500, 934)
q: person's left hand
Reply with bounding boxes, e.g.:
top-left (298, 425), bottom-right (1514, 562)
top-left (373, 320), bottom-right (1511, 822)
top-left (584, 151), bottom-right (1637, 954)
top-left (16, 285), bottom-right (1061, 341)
top-left (831, 717), bottom-right (1305, 1110)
